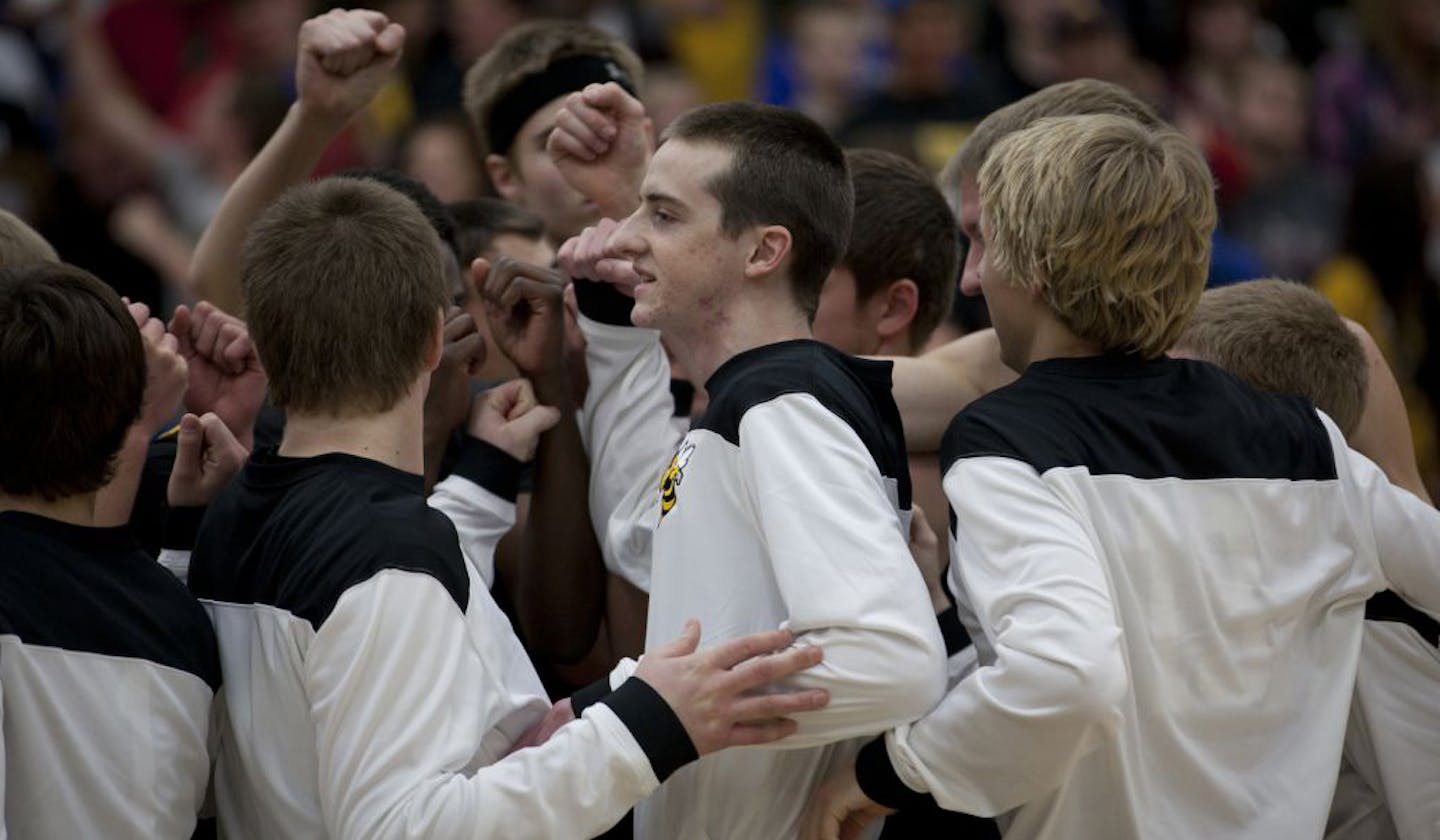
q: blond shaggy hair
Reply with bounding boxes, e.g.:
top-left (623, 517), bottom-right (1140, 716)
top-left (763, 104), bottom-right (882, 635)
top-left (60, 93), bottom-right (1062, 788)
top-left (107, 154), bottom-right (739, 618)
top-left (979, 114), bottom-right (1215, 358)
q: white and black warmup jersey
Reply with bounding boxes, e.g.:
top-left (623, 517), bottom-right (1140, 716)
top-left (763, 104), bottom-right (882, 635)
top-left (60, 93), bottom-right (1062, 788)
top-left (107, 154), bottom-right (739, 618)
top-left (574, 283), bottom-right (946, 840)
top-left (0, 511), bottom-right (219, 839)
top-left (854, 354), bottom-right (1440, 840)
top-left (187, 439), bottom-right (697, 840)
top-left (1328, 595), bottom-right (1440, 840)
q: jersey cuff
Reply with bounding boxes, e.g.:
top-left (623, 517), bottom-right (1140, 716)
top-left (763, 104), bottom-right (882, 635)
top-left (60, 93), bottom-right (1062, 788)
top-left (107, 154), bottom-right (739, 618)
top-left (602, 677), bottom-right (698, 782)
top-left (161, 505), bottom-right (206, 551)
top-left (937, 604), bottom-right (972, 657)
top-left (855, 734), bottom-right (937, 811)
top-left (451, 436), bottom-right (524, 502)
top-left (572, 277), bottom-right (635, 326)
top-left (570, 675), bottom-right (612, 718)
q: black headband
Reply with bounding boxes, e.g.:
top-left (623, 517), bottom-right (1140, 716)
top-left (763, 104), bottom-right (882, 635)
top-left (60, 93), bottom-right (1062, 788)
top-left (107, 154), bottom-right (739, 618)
top-left (486, 54), bottom-right (638, 156)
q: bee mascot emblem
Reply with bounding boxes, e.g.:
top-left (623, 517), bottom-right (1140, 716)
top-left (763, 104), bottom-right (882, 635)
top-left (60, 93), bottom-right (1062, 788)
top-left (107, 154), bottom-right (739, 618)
top-left (659, 442), bottom-right (696, 518)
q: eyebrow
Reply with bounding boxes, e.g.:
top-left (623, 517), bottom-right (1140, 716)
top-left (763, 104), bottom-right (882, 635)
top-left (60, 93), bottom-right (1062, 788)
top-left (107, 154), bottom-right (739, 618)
top-left (643, 190), bottom-right (683, 208)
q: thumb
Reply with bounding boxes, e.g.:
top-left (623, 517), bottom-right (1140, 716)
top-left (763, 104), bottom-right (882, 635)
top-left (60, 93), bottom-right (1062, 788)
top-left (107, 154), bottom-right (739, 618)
top-left (374, 21), bottom-right (405, 55)
top-left (470, 257), bottom-right (491, 300)
top-left (172, 414), bottom-right (204, 478)
top-left (197, 412), bottom-right (243, 462)
top-left (506, 403), bottom-right (561, 442)
top-left (654, 619), bottom-right (702, 658)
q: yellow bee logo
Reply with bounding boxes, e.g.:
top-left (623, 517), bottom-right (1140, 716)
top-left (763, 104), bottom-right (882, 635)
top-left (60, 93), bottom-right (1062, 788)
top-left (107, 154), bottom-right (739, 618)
top-left (659, 442), bottom-right (695, 518)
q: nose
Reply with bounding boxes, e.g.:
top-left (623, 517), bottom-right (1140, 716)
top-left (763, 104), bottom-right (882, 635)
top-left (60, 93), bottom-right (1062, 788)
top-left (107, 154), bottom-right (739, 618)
top-left (958, 246), bottom-right (983, 297)
top-left (606, 212), bottom-right (646, 262)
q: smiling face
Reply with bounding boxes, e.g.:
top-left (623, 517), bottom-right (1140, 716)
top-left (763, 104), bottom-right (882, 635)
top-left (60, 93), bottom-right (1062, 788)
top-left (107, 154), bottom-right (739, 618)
top-left (606, 139), bottom-right (750, 338)
top-left (488, 97), bottom-right (601, 242)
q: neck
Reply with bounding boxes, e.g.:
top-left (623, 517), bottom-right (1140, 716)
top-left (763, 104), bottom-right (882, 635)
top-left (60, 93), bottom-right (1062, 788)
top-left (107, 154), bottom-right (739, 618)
top-left (279, 383), bottom-right (428, 475)
top-left (0, 491), bottom-right (99, 527)
top-left (676, 293), bottom-right (812, 384)
top-left (1014, 312), bottom-right (1106, 371)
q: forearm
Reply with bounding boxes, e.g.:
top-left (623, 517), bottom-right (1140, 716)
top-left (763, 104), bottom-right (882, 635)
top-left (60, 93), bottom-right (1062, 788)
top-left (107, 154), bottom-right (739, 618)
top-left (515, 371), bottom-right (608, 663)
top-left (190, 104), bottom-right (347, 314)
top-left (1345, 320), bottom-right (1432, 504)
top-left (890, 330), bottom-right (1011, 452)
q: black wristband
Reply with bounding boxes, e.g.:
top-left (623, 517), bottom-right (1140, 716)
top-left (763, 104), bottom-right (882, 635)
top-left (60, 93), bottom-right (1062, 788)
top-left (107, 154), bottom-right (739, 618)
top-left (570, 675), bottom-right (613, 718)
top-left (855, 734), bottom-right (938, 811)
top-left (450, 436), bottom-right (524, 503)
top-left (572, 276), bottom-right (635, 327)
top-left (937, 604), bottom-right (972, 657)
top-left (602, 677), bottom-right (699, 782)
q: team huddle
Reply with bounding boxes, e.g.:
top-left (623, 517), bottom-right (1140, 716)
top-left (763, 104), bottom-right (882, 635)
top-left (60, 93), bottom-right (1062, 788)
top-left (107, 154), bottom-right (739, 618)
top-left (2, 8), bottom-right (1439, 840)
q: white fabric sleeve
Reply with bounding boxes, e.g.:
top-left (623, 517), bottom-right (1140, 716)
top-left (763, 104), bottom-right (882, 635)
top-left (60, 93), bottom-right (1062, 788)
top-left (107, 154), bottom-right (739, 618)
top-left (305, 570), bottom-right (692, 840)
top-left (867, 455), bottom-right (1128, 817)
top-left (1333, 424), bottom-right (1440, 620)
top-left (736, 395), bottom-right (946, 749)
top-left (157, 549), bottom-right (191, 584)
top-left (0, 667), bottom-right (7, 840)
top-left (578, 313), bottom-right (683, 593)
top-left (427, 438), bottom-right (522, 589)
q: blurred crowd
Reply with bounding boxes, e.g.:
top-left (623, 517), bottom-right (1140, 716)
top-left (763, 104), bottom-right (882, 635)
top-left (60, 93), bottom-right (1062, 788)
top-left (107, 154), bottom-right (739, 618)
top-left (4, 0), bottom-right (1440, 485)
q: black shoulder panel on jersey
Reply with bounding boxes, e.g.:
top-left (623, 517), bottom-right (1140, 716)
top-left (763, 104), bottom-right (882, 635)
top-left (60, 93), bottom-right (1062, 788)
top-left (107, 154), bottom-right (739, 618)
top-left (0, 513), bottom-right (222, 690)
top-left (188, 450), bottom-right (470, 629)
top-left (697, 339), bottom-right (911, 509)
top-left (940, 354), bottom-right (1338, 483)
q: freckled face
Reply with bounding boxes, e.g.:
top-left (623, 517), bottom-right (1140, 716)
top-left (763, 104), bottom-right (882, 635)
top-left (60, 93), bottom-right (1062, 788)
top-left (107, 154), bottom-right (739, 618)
top-left (606, 140), bottom-right (750, 340)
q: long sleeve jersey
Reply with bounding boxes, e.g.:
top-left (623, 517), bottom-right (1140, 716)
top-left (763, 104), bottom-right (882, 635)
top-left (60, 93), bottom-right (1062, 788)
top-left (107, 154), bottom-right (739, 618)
top-left (187, 438), bottom-right (696, 840)
top-left (855, 353), bottom-right (1440, 840)
top-left (0, 511), bottom-right (218, 839)
top-left (577, 295), bottom-right (946, 840)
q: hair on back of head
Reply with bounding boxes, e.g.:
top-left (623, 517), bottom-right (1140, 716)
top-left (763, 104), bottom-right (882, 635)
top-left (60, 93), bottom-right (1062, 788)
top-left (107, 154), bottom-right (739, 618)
top-left (844, 148), bottom-right (959, 349)
top-left (940, 78), bottom-right (1162, 206)
top-left (340, 167), bottom-right (460, 260)
top-left (1179, 278), bottom-right (1368, 434)
top-left (0, 262), bottom-right (144, 500)
top-left (0, 209), bottom-right (59, 269)
top-left (664, 102), bottom-right (854, 320)
top-left (979, 113), bottom-right (1216, 358)
top-left (448, 198), bottom-right (547, 264)
top-left (241, 177), bottom-right (447, 417)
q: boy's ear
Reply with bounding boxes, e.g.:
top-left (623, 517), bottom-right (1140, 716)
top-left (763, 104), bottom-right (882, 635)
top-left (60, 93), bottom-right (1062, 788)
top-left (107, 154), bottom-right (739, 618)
top-left (872, 278), bottom-right (920, 347)
top-left (423, 308), bottom-right (445, 372)
top-left (744, 225), bottom-right (793, 280)
top-left (486, 154), bottom-right (521, 202)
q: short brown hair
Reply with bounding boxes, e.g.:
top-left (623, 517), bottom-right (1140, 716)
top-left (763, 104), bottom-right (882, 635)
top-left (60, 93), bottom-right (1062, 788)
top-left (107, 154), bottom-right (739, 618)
top-left (462, 21), bottom-right (644, 161)
top-left (0, 209), bottom-right (59, 268)
top-left (0, 262), bottom-right (143, 500)
top-left (241, 178), bottom-right (447, 416)
top-left (981, 114), bottom-right (1215, 358)
top-left (940, 78), bottom-right (1162, 204)
top-left (665, 102), bottom-right (854, 320)
top-left (1179, 278), bottom-right (1368, 434)
top-left (448, 197), bottom-right (546, 264)
top-left (843, 149), bottom-right (958, 349)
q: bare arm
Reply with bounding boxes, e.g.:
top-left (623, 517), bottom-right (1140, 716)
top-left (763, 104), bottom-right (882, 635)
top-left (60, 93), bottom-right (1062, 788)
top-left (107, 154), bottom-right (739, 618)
top-left (1344, 319), bottom-right (1432, 504)
top-left (477, 257), bottom-right (608, 663)
top-left (189, 10), bottom-right (404, 314)
top-left (888, 329), bottom-right (1014, 453)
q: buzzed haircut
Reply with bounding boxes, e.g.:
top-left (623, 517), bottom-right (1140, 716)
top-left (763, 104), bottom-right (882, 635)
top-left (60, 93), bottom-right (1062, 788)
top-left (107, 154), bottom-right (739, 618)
top-left (940, 79), bottom-right (1163, 202)
top-left (665, 102), bottom-right (854, 321)
top-left (241, 178), bottom-right (447, 417)
top-left (341, 167), bottom-right (460, 260)
top-left (1180, 278), bottom-right (1368, 435)
top-left (981, 114), bottom-right (1215, 358)
top-left (0, 262), bottom-right (144, 500)
top-left (448, 197), bottom-right (546, 264)
top-left (843, 148), bottom-right (959, 349)
top-left (0, 209), bottom-right (59, 268)
top-left (463, 20), bottom-right (645, 161)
